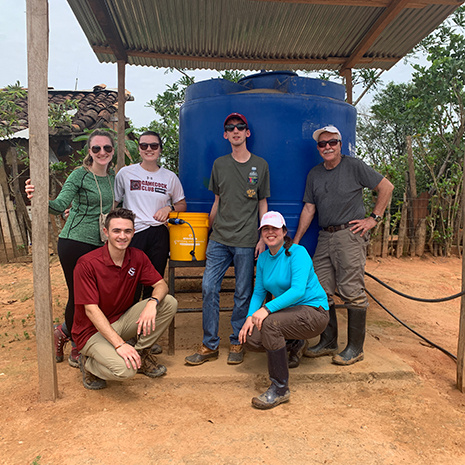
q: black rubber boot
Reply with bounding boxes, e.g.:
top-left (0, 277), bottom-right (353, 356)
top-left (287, 339), bottom-right (308, 368)
top-left (332, 307), bottom-right (366, 365)
top-left (304, 304), bottom-right (338, 358)
top-left (252, 346), bottom-right (290, 410)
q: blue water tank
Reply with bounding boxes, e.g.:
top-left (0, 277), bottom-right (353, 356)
top-left (179, 71), bottom-right (357, 256)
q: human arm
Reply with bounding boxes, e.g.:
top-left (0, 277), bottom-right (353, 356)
top-left (153, 198), bottom-right (187, 223)
top-left (263, 246), bottom-right (310, 312)
top-left (293, 203), bottom-right (316, 244)
top-left (349, 177), bottom-right (394, 237)
top-left (255, 198), bottom-right (268, 257)
top-left (84, 303), bottom-right (141, 370)
top-left (208, 195), bottom-right (220, 230)
top-left (136, 278), bottom-right (169, 336)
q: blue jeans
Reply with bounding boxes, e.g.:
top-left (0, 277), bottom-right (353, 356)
top-left (202, 240), bottom-right (255, 349)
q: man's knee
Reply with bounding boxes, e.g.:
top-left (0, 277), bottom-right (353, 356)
top-left (161, 294), bottom-right (178, 317)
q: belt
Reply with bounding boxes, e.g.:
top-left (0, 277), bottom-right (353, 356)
top-left (323, 222), bottom-right (351, 233)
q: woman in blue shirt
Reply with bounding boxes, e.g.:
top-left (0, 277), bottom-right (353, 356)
top-left (239, 211), bottom-right (329, 409)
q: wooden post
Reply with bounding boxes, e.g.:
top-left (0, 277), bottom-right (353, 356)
top-left (27, 0), bottom-right (58, 401)
top-left (397, 192), bottom-right (408, 258)
top-left (342, 68), bottom-right (353, 105)
top-left (457, 147), bottom-right (465, 391)
top-left (117, 59), bottom-right (126, 171)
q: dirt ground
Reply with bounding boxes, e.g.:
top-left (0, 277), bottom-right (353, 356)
top-left (1, 255), bottom-right (465, 465)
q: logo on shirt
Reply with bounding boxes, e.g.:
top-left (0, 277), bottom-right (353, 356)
top-left (246, 189), bottom-right (256, 198)
top-left (128, 267), bottom-right (136, 277)
top-left (130, 179), bottom-right (167, 195)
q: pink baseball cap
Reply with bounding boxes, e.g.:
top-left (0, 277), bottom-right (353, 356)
top-left (224, 113), bottom-right (248, 128)
top-left (259, 211), bottom-right (286, 229)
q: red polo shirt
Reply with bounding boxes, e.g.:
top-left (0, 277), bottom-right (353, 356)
top-left (72, 243), bottom-right (162, 351)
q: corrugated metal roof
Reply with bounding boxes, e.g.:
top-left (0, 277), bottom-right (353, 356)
top-left (67, 0), bottom-right (462, 72)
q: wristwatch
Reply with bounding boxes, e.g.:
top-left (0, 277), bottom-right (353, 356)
top-left (169, 205), bottom-right (175, 212)
top-left (370, 212), bottom-right (382, 223)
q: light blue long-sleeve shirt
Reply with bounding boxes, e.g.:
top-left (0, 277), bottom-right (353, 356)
top-left (247, 243), bottom-right (329, 317)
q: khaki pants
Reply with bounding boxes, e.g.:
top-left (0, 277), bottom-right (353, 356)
top-left (313, 228), bottom-right (369, 309)
top-left (245, 305), bottom-right (329, 352)
top-left (81, 295), bottom-right (177, 381)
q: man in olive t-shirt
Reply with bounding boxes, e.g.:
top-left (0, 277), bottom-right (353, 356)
top-left (185, 113), bottom-right (270, 366)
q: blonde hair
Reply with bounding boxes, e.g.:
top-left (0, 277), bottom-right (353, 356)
top-left (82, 128), bottom-right (116, 173)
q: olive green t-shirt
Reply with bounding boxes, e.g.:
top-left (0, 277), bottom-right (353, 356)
top-left (48, 167), bottom-right (115, 247)
top-left (209, 153), bottom-right (270, 247)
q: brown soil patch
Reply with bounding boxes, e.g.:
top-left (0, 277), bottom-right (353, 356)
top-left (1, 255), bottom-right (465, 464)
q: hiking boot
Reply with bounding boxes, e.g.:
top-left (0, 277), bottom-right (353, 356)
top-left (79, 355), bottom-right (107, 390)
top-left (185, 344), bottom-right (219, 366)
top-left (150, 343), bottom-right (163, 355)
top-left (227, 344), bottom-right (244, 365)
top-left (68, 345), bottom-right (80, 368)
top-left (126, 337), bottom-right (163, 355)
top-left (137, 348), bottom-right (167, 378)
top-left (54, 324), bottom-right (69, 363)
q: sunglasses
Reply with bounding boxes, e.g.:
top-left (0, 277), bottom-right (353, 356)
top-left (139, 142), bottom-right (160, 150)
top-left (317, 139), bottom-right (340, 148)
top-left (224, 123), bottom-right (248, 132)
top-left (91, 145), bottom-right (113, 154)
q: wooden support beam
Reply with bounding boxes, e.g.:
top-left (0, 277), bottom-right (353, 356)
top-left (92, 45), bottom-right (401, 68)
top-left (251, 0), bottom-right (462, 8)
top-left (341, 0), bottom-right (411, 71)
top-left (457, 147), bottom-right (465, 392)
top-left (342, 68), bottom-right (353, 104)
top-left (27, 0), bottom-right (58, 402)
top-left (117, 59), bottom-right (126, 171)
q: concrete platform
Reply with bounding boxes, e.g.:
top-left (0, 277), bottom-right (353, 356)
top-left (157, 312), bottom-right (416, 386)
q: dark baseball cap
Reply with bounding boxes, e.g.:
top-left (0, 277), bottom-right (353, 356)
top-left (224, 113), bottom-right (248, 128)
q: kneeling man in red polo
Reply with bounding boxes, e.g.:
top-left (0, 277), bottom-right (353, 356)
top-left (72, 208), bottom-right (177, 390)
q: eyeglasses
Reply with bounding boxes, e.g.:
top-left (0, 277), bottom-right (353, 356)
top-left (139, 142), bottom-right (160, 150)
top-left (91, 145), bottom-right (113, 154)
top-left (317, 139), bottom-right (340, 148)
top-left (224, 123), bottom-right (248, 132)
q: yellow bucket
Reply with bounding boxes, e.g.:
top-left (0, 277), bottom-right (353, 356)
top-left (168, 212), bottom-right (210, 261)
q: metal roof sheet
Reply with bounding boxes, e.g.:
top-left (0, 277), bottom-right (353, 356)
top-left (67, 0), bottom-right (462, 72)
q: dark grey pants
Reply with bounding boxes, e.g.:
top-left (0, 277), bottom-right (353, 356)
top-left (245, 305), bottom-right (329, 352)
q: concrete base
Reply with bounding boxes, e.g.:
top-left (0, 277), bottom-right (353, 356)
top-left (156, 312), bottom-right (416, 386)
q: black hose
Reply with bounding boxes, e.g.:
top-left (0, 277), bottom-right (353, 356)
top-left (365, 288), bottom-right (457, 362)
top-left (168, 218), bottom-right (197, 261)
top-left (365, 271), bottom-right (465, 303)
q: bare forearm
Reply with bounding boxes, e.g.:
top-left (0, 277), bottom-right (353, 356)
top-left (373, 178), bottom-right (394, 216)
top-left (294, 203), bottom-right (316, 244)
top-left (85, 305), bottom-right (124, 348)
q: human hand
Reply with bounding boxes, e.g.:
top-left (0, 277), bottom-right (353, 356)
top-left (25, 179), bottom-right (35, 199)
top-left (136, 300), bottom-right (157, 336)
top-left (116, 342), bottom-right (141, 370)
top-left (153, 206), bottom-right (171, 223)
top-left (239, 317), bottom-right (254, 344)
top-left (255, 237), bottom-right (266, 258)
top-left (349, 217), bottom-right (378, 237)
top-left (251, 307), bottom-right (269, 331)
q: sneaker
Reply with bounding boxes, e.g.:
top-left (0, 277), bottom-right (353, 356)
top-left (79, 355), bottom-right (107, 390)
top-left (185, 344), bottom-right (219, 366)
top-left (227, 344), bottom-right (244, 365)
top-left (137, 348), bottom-right (167, 378)
top-left (68, 345), bottom-right (80, 368)
top-left (54, 324), bottom-right (69, 363)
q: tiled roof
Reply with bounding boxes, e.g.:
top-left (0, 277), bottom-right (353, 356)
top-left (1, 84), bottom-right (133, 137)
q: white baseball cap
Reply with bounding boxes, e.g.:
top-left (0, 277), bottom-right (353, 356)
top-left (259, 211), bottom-right (286, 229)
top-left (312, 125), bottom-right (342, 142)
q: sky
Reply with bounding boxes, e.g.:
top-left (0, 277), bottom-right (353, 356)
top-left (0, 0), bottom-right (427, 129)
